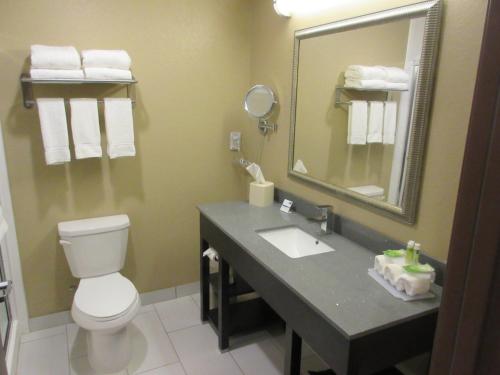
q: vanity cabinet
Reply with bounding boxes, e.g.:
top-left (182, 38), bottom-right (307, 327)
top-left (198, 205), bottom-right (440, 375)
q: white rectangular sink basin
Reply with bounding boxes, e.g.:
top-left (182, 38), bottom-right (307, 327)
top-left (257, 226), bottom-right (335, 258)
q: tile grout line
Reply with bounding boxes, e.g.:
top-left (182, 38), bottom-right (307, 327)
top-left (228, 350), bottom-right (247, 375)
top-left (153, 303), bottom-right (190, 375)
top-left (64, 324), bottom-right (71, 375)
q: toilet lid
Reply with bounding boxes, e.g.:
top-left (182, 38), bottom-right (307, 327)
top-left (75, 273), bottom-right (138, 319)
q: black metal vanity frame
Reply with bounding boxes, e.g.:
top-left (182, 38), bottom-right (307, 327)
top-left (199, 191), bottom-right (444, 375)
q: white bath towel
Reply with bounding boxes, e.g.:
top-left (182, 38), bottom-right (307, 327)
top-left (367, 101), bottom-right (384, 143)
top-left (347, 101), bottom-right (368, 145)
top-left (69, 99), bottom-right (102, 159)
top-left (84, 67), bottom-right (132, 80)
top-left (104, 98), bottom-right (135, 158)
top-left (345, 65), bottom-right (409, 83)
top-left (82, 50), bottom-right (132, 70)
top-left (383, 101), bottom-right (398, 145)
top-left (30, 68), bottom-right (84, 80)
top-left (344, 79), bottom-right (408, 91)
top-left (36, 98), bottom-right (71, 165)
top-left (31, 45), bottom-right (81, 70)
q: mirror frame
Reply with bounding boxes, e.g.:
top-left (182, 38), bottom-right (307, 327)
top-left (287, 0), bottom-right (442, 224)
top-left (244, 84), bottom-right (277, 120)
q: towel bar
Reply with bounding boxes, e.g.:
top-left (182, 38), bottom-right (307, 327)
top-left (334, 85), bottom-right (406, 109)
top-left (20, 73), bottom-right (138, 109)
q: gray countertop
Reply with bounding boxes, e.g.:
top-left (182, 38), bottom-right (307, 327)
top-left (198, 201), bottom-right (442, 339)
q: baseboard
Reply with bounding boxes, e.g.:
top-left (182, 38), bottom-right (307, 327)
top-left (6, 320), bottom-right (20, 375)
top-left (27, 280), bottom-right (201, 332)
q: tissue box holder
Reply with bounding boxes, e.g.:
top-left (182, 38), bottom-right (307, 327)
top-left (249, 182), bottom-right (274, 207)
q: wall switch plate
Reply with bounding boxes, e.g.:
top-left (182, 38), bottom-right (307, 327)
top-left (230, 131), bottom-right (241, 151)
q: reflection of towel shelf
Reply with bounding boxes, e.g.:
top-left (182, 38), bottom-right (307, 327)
top-left (334, 85), bottom-right (407, 109)
top-left (20, 73), bottom-right (138, 109)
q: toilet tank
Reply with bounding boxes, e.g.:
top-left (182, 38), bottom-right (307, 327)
top-left (58, 215), bottom-right (130, 278)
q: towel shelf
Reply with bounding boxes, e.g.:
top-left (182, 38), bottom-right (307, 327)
top-left (334, 85), bottom-right (407, 108)
top-left (20, 73), bottom-right (138, 109)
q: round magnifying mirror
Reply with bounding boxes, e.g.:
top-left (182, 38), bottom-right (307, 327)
top-left (244, 85), bottom-right (276, 120)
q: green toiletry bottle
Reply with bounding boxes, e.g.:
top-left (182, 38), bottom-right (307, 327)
top-left (413, 243), bottom-right (421, 264)
top-left (405, 240), bottom-right (415, 264)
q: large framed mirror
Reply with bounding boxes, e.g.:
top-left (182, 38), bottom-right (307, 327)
top-left (288, 0), bottom-right (442, 224)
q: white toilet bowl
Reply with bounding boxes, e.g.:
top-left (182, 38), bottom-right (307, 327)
top-left (71, 272), bottom-right (140, 373)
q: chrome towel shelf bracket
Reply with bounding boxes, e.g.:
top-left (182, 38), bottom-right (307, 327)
top-left (20, 73), bottom-right (138, 109)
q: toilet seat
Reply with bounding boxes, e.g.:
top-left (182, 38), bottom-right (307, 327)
top-left (74, 272), bottom-right (138, 322)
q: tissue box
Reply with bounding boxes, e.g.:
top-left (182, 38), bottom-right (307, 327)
top-left (249, 182), bottom-right (274, 207)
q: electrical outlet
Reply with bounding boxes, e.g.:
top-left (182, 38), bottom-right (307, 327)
top-left (229, 131), bottom-right (241, 151)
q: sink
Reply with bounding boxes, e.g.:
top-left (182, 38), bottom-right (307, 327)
top-left (257, 226), bottom-right (335, 258)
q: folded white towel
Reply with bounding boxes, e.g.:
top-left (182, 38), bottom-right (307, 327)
top-left (367, 101), bottom-right (384, 143)
top-left (104, 98), bottom-right (135, 158)
top-left (69, 99), bottom-right (102, 159)
top-left (31, 45), bottom-right (81, 70)
top-left (84, 67), bottom-right (132, 80)
top-left (345, 65), bottom-right (409, 83)
top-left (384, 264), bottom-right (404, 286)
top-left (347, 101), bottom-right (368, 145)
top-left (345, 79), bottom-right (408, 91)
top-left (349, 185), bottom-right (384, 198)
top-left (82, 50), bottom-right (132, 70)
top-left (374, 255), bottom-right (387, 275)
top-left (383, 101), bottom-right (398, 145)
top-left (395, 273), bottom-right (432, 297)
top-left (30, 68), bottom-right (84, 80)
top-left (36, 98), bottom-right (71, 165)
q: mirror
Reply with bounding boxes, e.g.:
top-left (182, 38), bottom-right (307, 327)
top-left (244, 85), bottom-right (278, 134)
top-left (288, 1), bottom-right (442, 223)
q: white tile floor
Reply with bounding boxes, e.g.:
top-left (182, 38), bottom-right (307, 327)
top-left (17, 293), bottom-right (328, 375)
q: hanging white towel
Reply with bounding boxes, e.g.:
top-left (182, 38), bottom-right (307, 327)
top-left (367, 101), bottom-right (384, 143)
top-left (84, 68), bottom-right (132, 80)
top-left (104, 98), bottom-right (135, 158)
top-left (383, 101), bottom-right (398, 145)
top-left (30, 45), bottom-right (81, 70)
top-left (0, 206), bottom-right (8, 242)
top-left (30, 68), bottom-right (84, 80)
top-left (347, 101), bottom-right (368, 145)
top-left (69, 99), bottom-right (102, 159)
top-left (82, 50), bottom-right (132, 70)
top-left (36, 98), bottom-right (71, 165)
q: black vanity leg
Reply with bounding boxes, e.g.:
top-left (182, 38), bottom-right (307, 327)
top-left (284, 326), bottom-right (302, 375)
top-left (200, 238), bottom-right (210, 322)
top-left (218, 257), bottom-right (230, 351)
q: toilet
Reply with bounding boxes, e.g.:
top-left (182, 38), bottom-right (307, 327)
top-left (58, 215), bottom-right (140, 374)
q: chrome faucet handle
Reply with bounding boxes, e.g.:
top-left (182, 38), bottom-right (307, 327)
top-left (308, 205), bottom-right (334, 234)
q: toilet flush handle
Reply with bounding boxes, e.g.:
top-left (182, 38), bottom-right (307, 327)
top-left (59, 240), bottom-right (71, 246)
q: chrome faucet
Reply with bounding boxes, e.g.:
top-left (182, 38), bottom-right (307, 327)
top-left (308, 205), bottom-right (334, 234)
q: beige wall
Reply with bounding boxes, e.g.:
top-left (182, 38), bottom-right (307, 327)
top-left (0, 0), bottom-right (488, 318)
top-left (0, 0), bottom-right (252, 317)
top-left (294, 19), bottom-right (409, 190)
top-left (247, 0), bottom-right (487, 262)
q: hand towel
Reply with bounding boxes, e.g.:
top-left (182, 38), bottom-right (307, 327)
top-left (104, 98), bottom-right (135, 158)
top-left (82, 50), bottom-right (132, 70)
top-left (374, 255), bottom-right (387, 275)
top-left (345, 65), bottom-right (409, 83)
top-left (31, 45), bottom-right (81, 70)
top-left (30, 68), bottom-right (84, 80)
top-left (347, 101), bottom-right (368, 145)
top-left (69, 99), bottom-right (102, 159)
top-left (36, 98), bottom-right (71, 165)
top-left (383, 101), bottom-right (398, 145)
top-left (0, 206), bottom-right (8, 243)
top-left (84, 67), bottom-right (132, 80)
top-left (395, 273), bottom-right (432, 297)
top-left (384, 264), bottom-right (404, 286)
top-left (344, 79), bottom-right (408, 91)
top-left (367, 101), bottom-right (384, 143)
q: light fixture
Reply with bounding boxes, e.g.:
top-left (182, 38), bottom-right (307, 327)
top-left (273, 0), bottom-right (292, 18)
